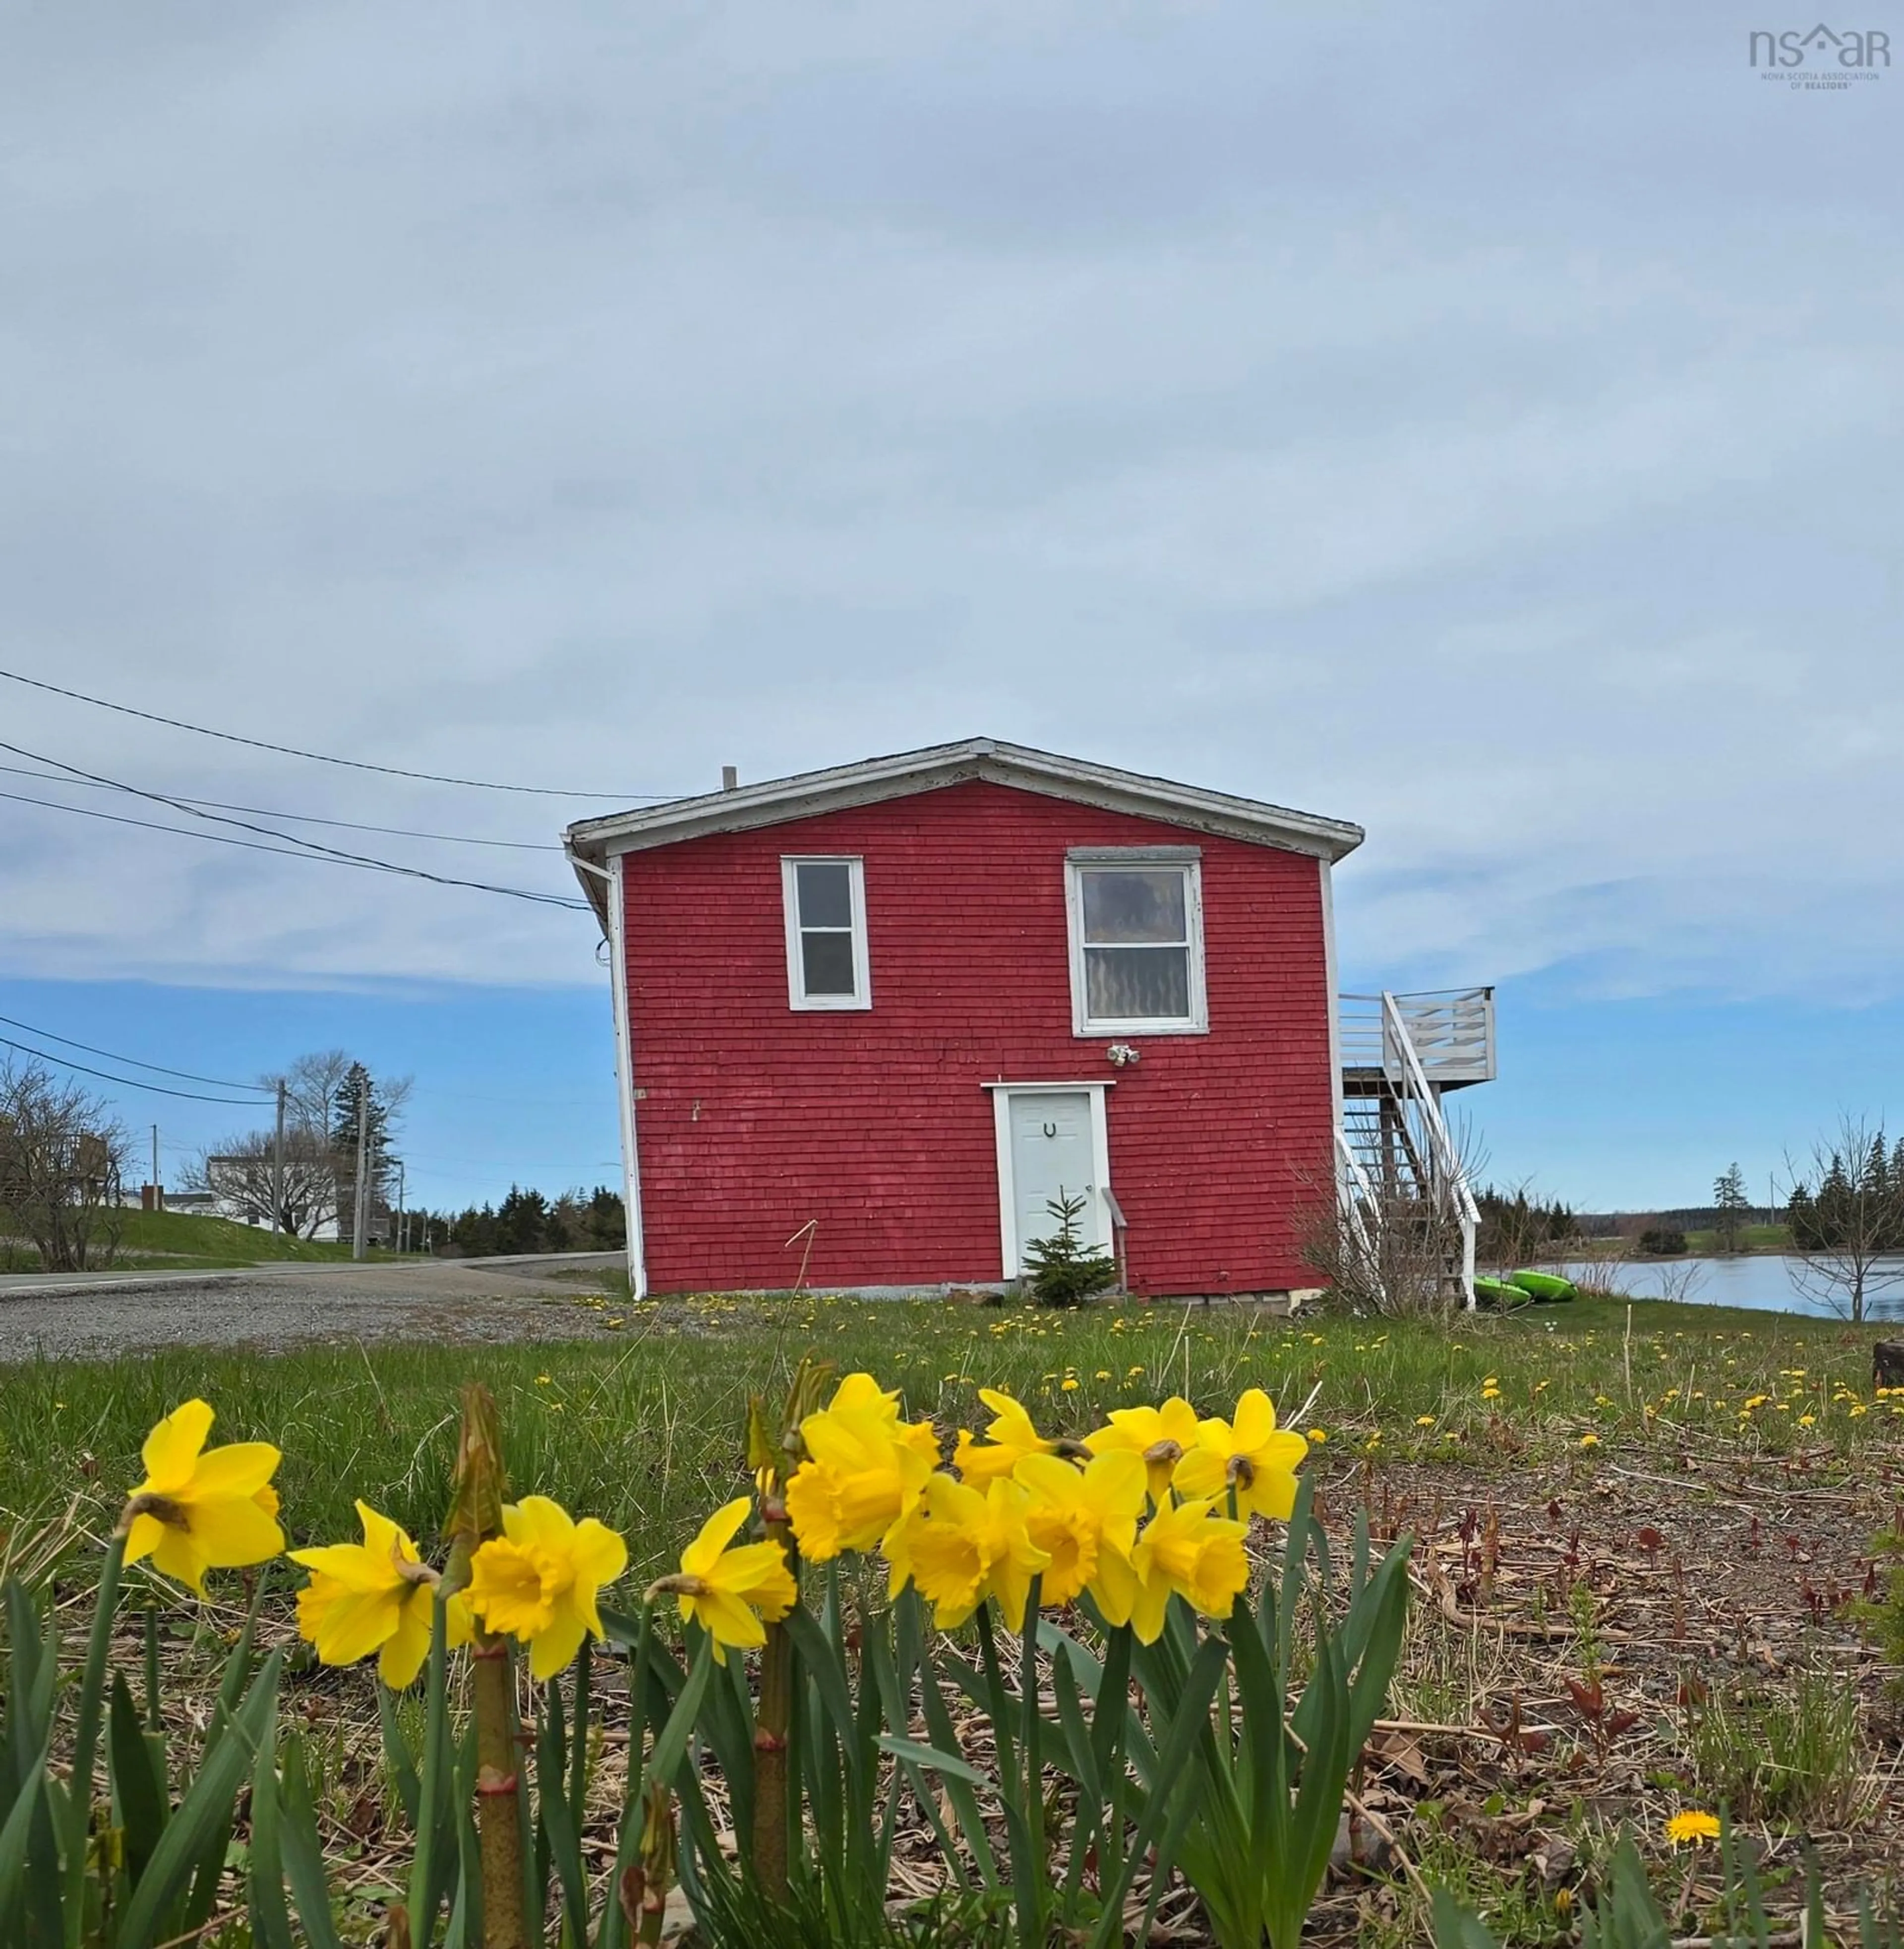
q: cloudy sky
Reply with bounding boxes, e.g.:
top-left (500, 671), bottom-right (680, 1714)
top-left (1, 1), bottom-right (1898, 1212)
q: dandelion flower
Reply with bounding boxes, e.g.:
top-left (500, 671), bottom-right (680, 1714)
top-left (119, 1400), bottom-right (284, 1596)
top-left (1665, 1810), bottom-right (1721, 1847)
top-left (1415, 1415), bottom-right (1436, 1428)
top-left (1580, 1432), bottom-right (1600, 1448)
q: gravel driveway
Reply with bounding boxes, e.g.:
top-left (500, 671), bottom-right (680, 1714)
top-left (0, 1253), bottom-right (625, 1362)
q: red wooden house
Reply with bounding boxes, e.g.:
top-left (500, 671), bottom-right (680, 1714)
top-left (566, 738), bottom-right (1492, 1301)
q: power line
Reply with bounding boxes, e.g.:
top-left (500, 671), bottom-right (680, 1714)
top-left (0, 762), bottom-right (565, 851)
top-left (0, 1010), bottom-right (273, 1094)
top-left (0, 783), bottom-right (481, 869)
top-left (0, 666), bottom-right (678, 800)
top-left (0, 743), bottom-right (594, 911)
top-left (0, 1033), bottom-right (271, 1106)
top-left (0, 784), bottom-right (590, 909)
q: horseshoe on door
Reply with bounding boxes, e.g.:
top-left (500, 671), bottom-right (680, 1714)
top-left (1043, 1120), bottom-right (1058, 1138)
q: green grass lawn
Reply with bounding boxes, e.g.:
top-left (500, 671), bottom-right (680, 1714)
top-left (3, 1208), bottom-right (426, 1272)
top-left (3, 1290), bottom-right (1895, 1586)
top-left (1679, 1222), bottom-right (1792, 1253)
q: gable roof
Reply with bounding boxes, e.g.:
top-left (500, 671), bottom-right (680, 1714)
top-left (563, 736), bottom-right (1363, 920)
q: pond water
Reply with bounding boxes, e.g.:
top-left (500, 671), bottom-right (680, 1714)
top-left (1532, 1255), bottom-right (1904, 1321)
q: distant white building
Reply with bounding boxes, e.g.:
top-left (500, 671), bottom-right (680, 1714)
top-left (129, 1159), bottom-right (346, 1240)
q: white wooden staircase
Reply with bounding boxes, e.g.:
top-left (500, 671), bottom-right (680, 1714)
top-left (1336, 988), bottom-right (1493, 1309)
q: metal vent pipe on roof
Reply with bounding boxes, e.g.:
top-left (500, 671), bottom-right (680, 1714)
top-left (721, 765), bottom-right (739, 791)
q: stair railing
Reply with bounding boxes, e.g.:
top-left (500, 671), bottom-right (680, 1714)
top-left (1379, 991), bottom-right (1481, 1307)
top-left (1335, 1130), bottom-right (1379, 1252)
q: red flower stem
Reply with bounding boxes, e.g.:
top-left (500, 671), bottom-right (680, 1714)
top-left (751, 1508), bottom-right (797, 1905)
top-left (472, 1632), bottom-right (529, 1949)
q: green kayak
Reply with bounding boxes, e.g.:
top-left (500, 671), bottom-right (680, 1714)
top-left (1473, 1276), bottom-right (1532, 1309)
top-left (1508, 1270), bottom-right (1577, 1302)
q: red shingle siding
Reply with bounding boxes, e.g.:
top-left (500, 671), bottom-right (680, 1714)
top-left (619, 780), bottom-right (1333, 1295)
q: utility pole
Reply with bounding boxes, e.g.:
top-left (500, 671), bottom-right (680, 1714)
top-left (351, 1080), bottom-right (370, 1261)
top-left (271, 1079), bottom-right (286, 1236)
top-left (151, 1125), bottom-right (160, 1210)
top-left (394, 1158), bottom-right (406, 1252)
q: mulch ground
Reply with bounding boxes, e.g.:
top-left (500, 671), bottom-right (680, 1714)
top-left (1295, 1438), bottom-right (1904, 1945)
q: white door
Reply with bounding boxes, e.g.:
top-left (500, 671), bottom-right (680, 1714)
top-left (1005, 1090), bottom-right (1107, 1273)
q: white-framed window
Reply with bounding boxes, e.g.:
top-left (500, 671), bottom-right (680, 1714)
top-left (1065, 847), bottom-right (1207, 1035)
top-left (781, 856), bottom-right (872, 1010)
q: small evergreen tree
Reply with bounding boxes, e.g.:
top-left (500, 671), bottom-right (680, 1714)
top-left (1713, 1161), bottom-right (1751, 1253)
top-left (330, 1062), bottom-right (398, 1243)
top-left (1021, 1191), bottom-right (1118, 1307)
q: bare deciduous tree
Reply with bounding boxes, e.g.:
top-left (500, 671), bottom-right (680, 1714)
top-left (180, 1128), bottom-right (341, 1238)
top-left (223, 1051), bottom-right (411, 1242)
top-left (265, 1050), bottom-right (412, 1135)
top-left (0, 1058), bottom-right (130, 1271)
top-left (1784, 1113), bottom-right (1904, 1323)
top-left (1298, 1171), bottom-right (1473, 1318)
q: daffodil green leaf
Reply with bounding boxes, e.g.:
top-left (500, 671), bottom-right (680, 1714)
top-left (279, 1736), bottom-right (345, 1949)
top-left (873, 1735), bottom-right (987, 1788)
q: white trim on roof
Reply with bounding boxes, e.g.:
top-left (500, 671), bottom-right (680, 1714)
top-left (564, 737), bottom-right (1362, 920)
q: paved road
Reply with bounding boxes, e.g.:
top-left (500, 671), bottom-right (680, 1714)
top-left (0, 1252), bottom-right (626, 1363)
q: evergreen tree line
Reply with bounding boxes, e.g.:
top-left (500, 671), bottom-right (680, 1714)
top-left (1473, 1185), bottom-right (1577, 1263)
top-left (432, 1185), bottom-right (626, 1257)
top-left (1785, 1131), bottom-right (1904, 1254)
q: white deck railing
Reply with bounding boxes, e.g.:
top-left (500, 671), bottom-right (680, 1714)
top-left (1339, 986), bottom-right (1495, 1086)
top-left (1336, 989), bottom-right (1485, 1309)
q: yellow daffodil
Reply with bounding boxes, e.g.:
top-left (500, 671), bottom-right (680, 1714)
top-left (954, 1387), bottom-right (1058, 1485)
top-left (668, 1497), bottom-right (797, 1663)
top-left (885, 1473), bottom-right (1050, 1630)
top-left (784, 1393), bottom-right (934, 1561)
top-left (119, 1399), bottom-right (284, 1596)
top-left (1012, 1449), bottom-right (1145, 1606)
top-left (1084, 1396), bottom-right (1202, 1500)
top-left (1173, 1389), bottom-right (1308, 1521)
top-left (1093, 1496), bottom-right (1249, 1644)
top-left (466, 1495), bottom-right (628, 1680)
top-left (821, 1372), bottom-right (941, 1461)
top-left (290, 1500), bottom-right (472, 1687)
top-left (1665, 1810), bottom-right (1721, 1847)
